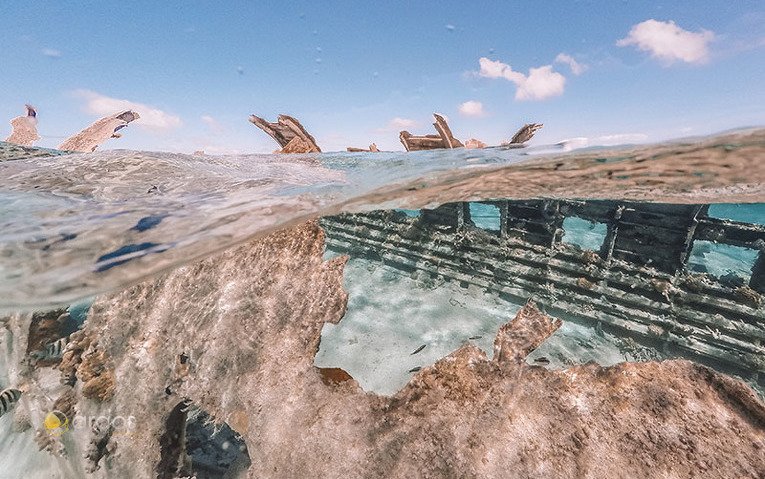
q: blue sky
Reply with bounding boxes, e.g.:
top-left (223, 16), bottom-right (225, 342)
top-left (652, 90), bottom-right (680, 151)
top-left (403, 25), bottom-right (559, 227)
top-left (1, 1), bottom-right (763, 153)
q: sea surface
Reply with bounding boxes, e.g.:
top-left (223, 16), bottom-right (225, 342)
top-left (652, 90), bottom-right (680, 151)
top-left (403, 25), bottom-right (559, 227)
top-left (0, 128), bottom-right (763, 312)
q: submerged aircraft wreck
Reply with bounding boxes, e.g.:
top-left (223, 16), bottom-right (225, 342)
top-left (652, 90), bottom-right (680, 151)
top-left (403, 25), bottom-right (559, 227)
top-left (322, 200), bottom-right (765, 385)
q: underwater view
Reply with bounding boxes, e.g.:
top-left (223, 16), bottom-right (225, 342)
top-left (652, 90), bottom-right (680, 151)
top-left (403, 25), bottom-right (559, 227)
top-left (1, 2), bottom-right (765, 478)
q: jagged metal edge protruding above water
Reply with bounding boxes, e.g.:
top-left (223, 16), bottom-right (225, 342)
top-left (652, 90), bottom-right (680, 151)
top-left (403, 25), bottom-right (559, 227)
top-left (5, 104), bottom-right (40, 146)
top-left (58, 110), bottom-right (140, 152)
top-left (249, 114), bottom-right (321, 153)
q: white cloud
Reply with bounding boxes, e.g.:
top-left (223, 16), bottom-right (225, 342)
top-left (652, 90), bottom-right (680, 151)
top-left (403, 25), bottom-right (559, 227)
top-left (74, 89), bottom-right (182, 131)
top-left (42, 48), bottom-right (61, 58)
top-left (516, 66), bottom-right (566, 101)
top-left (201, 115), bottom-right (223, 133)
top-left (554, 53), bottom-right (587, 75)
top-left (458, 100), bottom-right (485, 117)
top-left (388, 117), bottom-right (417, 129)
top-left (478, 57), bottom-right (526, 83)
top-left (617, 19), bottom-right (715, 65)
top-left (478, 57), bottom-right (566, 101)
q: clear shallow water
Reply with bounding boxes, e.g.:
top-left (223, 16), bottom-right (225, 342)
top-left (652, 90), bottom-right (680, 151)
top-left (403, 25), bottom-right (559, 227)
top-left (561, 216), bottom-right (608, 251)
top-left (316, 250), bottom-right (659, 395)
top-left (688, 241), bottom-right (759, 281)
top-left (708, 203), bottom-right (765, 225)
top-left (0, 128), bottom-right (763, 311)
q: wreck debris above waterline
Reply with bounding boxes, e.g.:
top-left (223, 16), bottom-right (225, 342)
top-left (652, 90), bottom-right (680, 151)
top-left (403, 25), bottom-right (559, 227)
top-left (399, 114), bottom-right (544, 151)
top-left (58, 110), bottom-right (140, 153)
top-left (347, 143), bottom-right (380, 152)
top-left (5, 104), bottom-right (39, 146)
top-left (399, 113), bottom-right (465, 151)
top-left (249, 114), bottom-right (321, 153)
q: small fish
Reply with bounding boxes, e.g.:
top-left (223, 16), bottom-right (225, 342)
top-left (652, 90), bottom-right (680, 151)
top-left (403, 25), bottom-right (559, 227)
top-left (0, 388), bottom-right (22, 418)
top-left (410, 344), bottom-right (426, 355)
top-left (408, 366), bottom-right (421, 373)
top-left (32, 337), bottom-right (69, 361)
top-left (533, 357), bottom-right (551, 365)
top-left (468, 335), bottom-right (483, 340)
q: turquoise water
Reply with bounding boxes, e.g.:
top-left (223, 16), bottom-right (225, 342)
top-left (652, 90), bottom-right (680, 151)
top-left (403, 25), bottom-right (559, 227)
top-left (708, 203), bottom-right (765, 225)
top-left (468, 202), bottom-right (501, 231)
top-left (561, 216), bottom-right (608, 251)
top-left (688, 241), bottom-right (759, 281)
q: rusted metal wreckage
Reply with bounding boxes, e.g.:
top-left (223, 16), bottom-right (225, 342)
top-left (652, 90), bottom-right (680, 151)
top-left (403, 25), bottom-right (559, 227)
top-left (399, 113), bottom-right (464, 151)
top-left (321, 200), bottom-right (765, 387)
top-left (347, 144), bottom-right (379, 153)
top-left (399, 113), bottom-right (543, 151)
top-left (249, 112), bottom-right (544, 153)
top-left (8, 106), bottom-right (541, 154)
top-left (249, 114), bottom-right (321, 153)
top-left (58, 110), bottom-right (140, 152)
top-left (5, 104), bottom-right (39, 146)
top-left (4, 105), bottom-right (140, 152)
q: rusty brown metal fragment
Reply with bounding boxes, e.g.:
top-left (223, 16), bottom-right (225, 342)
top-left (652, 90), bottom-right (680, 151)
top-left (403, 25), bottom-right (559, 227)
top-left (347, 143), bottom-right (379, 152)
top-left (399, 113), bottom-right (464, 151)
top-left (492, 301), bottom-right (562, 365)
top-left (399, 130), bottom-right (445, 151)
top-left (5, 104), bottom-right (40, 146)
top-left (249, 114), bottom-right (321, 153)
top-left (507, 122), bottom-right (543, 145)
top-left (464, 138), bottom-right (487, 149)
top-left (433, 113), bottom-right (464, 149)
top-left (58, 110), bottom-right (140, 152)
